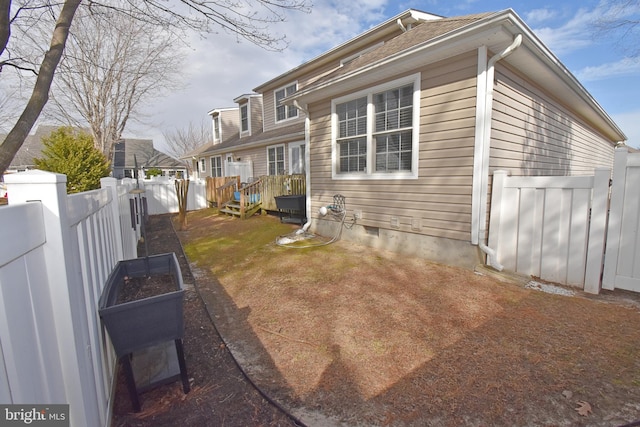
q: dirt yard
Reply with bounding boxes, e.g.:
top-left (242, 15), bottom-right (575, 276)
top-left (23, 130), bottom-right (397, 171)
top-left (114, 210), bottom-right (640, 426)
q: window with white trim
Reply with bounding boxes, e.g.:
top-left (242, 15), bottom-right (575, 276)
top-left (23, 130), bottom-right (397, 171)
top-left (240, 104), bottom-right (249, 133)
top-left (289, 141), bottom-right (306, 175)
top-left (275, 83), bottom-right (298, 122)
top-left (210, 156), bottom-right (222, 177)
top-left (199, 158), bottom-right (206, 173)
top-left (267, 145), bottom-right (285, 175)
top-left (332, 74), bottom-right (420, 179)
top-left (213, 116), bottom-right (221, 142)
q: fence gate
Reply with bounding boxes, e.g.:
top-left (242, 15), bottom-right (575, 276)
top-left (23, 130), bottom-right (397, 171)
top-left (602, 149), bottom-right (640, 292)
top-left (488, 168), bottom-right (610, 292)
top-left (226, 160), bottom-right (253, 183)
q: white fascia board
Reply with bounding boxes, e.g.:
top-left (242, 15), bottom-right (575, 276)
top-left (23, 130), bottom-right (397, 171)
top-left (207, 107), bottom-right (238, 116)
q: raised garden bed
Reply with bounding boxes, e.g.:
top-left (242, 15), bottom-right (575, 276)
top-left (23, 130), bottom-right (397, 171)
top-left (274, 194), bottom-right (306, 224)
top-left (99, 252), bottom-right (190, 411)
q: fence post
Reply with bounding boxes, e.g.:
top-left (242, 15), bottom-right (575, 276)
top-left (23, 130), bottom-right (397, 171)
top-left (487, 170), bottom-right (509, 253)
top-left (602, 147), bottom-right (629, 290)
top-left (4, 170), bottom-right (98, 426)
top-left (584, 167), bottom-right (611, 294)
top-left (101, 177), bottom-right (124, 262)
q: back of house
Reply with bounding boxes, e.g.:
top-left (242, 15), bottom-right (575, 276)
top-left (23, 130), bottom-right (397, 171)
top-left (200, 8), bottom-right (625, 270)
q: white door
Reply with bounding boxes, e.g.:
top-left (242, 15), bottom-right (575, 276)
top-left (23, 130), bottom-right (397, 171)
top-left (289, 141), bottom-right (306, 175)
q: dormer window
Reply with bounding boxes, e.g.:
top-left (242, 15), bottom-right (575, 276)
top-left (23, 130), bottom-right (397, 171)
top-left (240, 104), bottom-right (249, 133)
top-left (275, 83), bottom-right (298, 122)
top-left (212, 115), bottom-right (221, 142)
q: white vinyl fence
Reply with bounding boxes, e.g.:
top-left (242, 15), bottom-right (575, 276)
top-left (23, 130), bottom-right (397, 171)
top-left (488, 146), bottom-right (640, 294)
top-left (0, 171), bottom-right (202, 426)
top-left (141, 177), bottom-right (207, 215)
top-left (602, 149), bottom-right (640, 292)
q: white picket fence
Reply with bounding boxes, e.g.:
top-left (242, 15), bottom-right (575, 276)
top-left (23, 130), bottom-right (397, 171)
top-left (0, 171), bottom-right (204, 426)
top-left (488, 146), bottom-right (640, 294)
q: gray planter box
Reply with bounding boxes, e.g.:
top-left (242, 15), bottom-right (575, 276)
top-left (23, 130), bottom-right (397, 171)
top-left (274, 194), bottom-right (306, 224)
top-left (98, 253), bottom-right (190, 411)
top-left (99, 253), bottom-right (185, 357)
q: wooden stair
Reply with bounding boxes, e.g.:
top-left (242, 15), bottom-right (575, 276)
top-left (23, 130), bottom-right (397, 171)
top-left (220, 200), bottom-right (262, 219)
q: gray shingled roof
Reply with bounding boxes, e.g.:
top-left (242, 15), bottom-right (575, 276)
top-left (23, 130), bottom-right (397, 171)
top-left (300, 12), bottom-right (494, 90)
top-left (4, 125), bottom-right (78, 170)
top-left (197, 121), bottom-right (305, 157)
top-left (112, 138), bottom-right (185, 169)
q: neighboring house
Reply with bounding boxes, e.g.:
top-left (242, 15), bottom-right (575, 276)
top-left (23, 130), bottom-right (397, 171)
top-left (191, 93), bottom-right (306, 182)
top-left (2, 125), bottom-right (185, 181)
top-left (3, 125), bottom-right (80, 173)
top-left (199, 9), bottom-right (626, 269)
top-left (111, 138), bottom-right (187, 179)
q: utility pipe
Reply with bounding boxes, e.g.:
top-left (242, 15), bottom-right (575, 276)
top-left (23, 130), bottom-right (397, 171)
top-left (476, 34), bottom-right (522, 271)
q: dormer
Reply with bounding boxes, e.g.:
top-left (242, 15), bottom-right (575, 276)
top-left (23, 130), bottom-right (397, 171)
top-left (208, 107), bottom-right (239, 144)
top-left (233, 94), bottom-right (263, 138)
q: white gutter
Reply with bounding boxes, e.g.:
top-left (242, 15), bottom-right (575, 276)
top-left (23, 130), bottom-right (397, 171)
top-left (473, 34), bottom-right (522, 271)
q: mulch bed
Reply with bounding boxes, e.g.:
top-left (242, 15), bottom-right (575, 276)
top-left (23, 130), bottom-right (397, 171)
top-left (110, 214), bottom-right (301, 427)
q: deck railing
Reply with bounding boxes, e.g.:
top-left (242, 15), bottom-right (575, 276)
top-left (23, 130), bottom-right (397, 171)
top-left (210, 176), bottom-right (240, 207)
top-left (260, 174), bottom-right (306, 211)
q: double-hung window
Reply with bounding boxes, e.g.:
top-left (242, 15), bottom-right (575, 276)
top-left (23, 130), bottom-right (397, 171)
top-left (275, 83), bottom-right (298, 122)
top-left (210, 156), bottom-right (222, 177)
top-left (240, 104), bottom-right (249, 133)
top-left (267, 145), bottom-right (285, 175)
top-left (212, 116), bottom-right (221, 142)
top-left (336, 97), bottom-right (367, 173)
top-left (332, 74), bottom-right (419, 179)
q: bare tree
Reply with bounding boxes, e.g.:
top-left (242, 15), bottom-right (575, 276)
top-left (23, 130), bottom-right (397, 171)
top-left (163, 119), bottom-right (213, 159)
top-left (0, 0), bottom-right (311, 174)
top-left (0, 0), bottom-right (81, 174)
top-left (594, 0), bottom-right (640, 56)
top-left (48, 7), bottom-right (185, 158)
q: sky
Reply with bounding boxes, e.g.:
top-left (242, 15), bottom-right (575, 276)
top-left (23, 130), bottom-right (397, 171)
top-left (62, 1), bottom-right (640, 151)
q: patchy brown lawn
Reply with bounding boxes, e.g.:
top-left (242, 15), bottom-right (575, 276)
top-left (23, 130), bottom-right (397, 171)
top-left (116, 210), bottom-right (640, 426)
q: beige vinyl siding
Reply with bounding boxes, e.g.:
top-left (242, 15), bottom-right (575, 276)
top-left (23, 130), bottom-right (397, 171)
top-left (308, 51), bottom-right (478, 242)
top-left (250, 97), bottom-right (263, 134)
top-left (220, 110), bottom-right (240, 143)
top-left (490, 65), bottom-right (615, 176)
top-left (263, 90), bottom-right (305, 132)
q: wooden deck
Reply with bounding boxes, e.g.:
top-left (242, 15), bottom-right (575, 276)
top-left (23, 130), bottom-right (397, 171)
top-left (207, 174), bottom-right (306, 220)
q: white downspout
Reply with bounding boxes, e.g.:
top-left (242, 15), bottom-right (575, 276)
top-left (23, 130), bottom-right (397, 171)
top-left (475, 34), bottom-right (522, 271)
top-left (397, 19), bottom-right (407, 32)
top-left (293, 99), bottom-right (312, 233)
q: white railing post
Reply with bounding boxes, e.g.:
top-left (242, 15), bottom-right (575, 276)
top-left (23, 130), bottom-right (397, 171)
top-left (4, 170), bottom-right (97, 426)
top-left (101, 177), bottom-right (124, 261)
top-left (584, 167), bottom-right (611, 294)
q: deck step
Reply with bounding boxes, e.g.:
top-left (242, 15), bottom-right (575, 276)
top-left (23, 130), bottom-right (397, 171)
top-left (219, 208), bottom-right (240, 214)
top-left (219, 200), bottom-right (262, 219)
